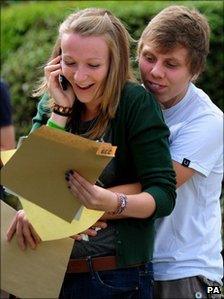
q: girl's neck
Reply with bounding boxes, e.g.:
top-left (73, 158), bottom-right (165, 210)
top-left (82, 105), bottom-right (100, 121)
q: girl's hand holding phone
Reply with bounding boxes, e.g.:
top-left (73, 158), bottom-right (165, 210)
top-left (44, 55), bottom-right (75, 108)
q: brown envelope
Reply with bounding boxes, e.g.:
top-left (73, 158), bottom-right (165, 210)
top-left (1, 126), bottom-right (116, 222)
top-left (0, 201), bottom-right (74, 299)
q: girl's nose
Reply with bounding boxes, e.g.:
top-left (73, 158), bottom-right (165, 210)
top-left (73, 67), bottom-right (88, 83)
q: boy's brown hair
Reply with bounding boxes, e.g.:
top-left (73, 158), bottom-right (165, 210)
top-left (138, 5), bottom-right (210, 76)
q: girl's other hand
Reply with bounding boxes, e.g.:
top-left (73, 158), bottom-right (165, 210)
top-left (6, 210), bottom-right (41, 250)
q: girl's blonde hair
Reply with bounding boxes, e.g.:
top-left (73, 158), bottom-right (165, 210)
top-left (33, 8), bottom-right (135, 138)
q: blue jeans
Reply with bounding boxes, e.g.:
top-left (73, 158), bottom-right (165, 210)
top-left (59, 259), bottom-right (154, 299)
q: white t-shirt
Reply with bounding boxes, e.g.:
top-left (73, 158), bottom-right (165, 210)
top-left (153, 82), bottom-right (223, 284)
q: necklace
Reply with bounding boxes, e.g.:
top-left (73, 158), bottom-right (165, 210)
top-left (78, 116), bottom-right (99, 136)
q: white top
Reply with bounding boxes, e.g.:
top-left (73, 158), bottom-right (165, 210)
top-left (153, 82), bottom-right (223, 284)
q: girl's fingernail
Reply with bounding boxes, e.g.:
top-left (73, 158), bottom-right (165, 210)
top-left (65, 175), bottom-right (69, 181)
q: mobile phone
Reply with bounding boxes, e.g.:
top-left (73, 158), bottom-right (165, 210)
top-left (59, 75), bottom-right (69, 91)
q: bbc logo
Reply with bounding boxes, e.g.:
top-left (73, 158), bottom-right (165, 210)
top-left (206, 286), bottom-right (221, 294)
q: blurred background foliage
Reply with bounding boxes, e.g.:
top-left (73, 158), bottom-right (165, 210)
top-left (1, 0), bottom-right (223, 140)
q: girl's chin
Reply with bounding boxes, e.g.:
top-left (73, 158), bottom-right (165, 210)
top-left (77, 98), bottom-right (93, 103)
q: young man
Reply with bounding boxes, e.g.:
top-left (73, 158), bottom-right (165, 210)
top-left (138, 5), bottom-right (223, 299)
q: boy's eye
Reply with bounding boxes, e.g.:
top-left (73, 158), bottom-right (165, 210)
top-left (145, 55), bottom-right (154, 62)
top-left (166, 62), bottom-right (178, 68)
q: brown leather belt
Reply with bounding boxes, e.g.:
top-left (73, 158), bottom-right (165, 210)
top-left (66, 256), bottom-right (118, 273)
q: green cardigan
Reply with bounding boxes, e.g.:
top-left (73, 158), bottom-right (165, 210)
top-left (31, 81), bottom-right (176, 268)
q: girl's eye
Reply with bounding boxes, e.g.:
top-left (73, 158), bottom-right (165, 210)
top-left (89, 64), bottom-right (100, 68)
top-left (64, 61), bottom-right (75, 66)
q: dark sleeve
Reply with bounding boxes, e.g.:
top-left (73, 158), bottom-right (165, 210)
top-left (125, 85), bottom-right (176, 218)
top-left (30, 93), bottom-right (51, 133)
top-left (0, 81), bottom-right (13, 127)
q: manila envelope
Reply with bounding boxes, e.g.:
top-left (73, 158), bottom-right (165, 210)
top-left (1, 126), bottom-right (116, 222)
top-left (1, 147), bottom-right (105, 241)
top-left (0, 201), bottom-right (74, 299)
top-left (19, 195), bottom-right (104, 241)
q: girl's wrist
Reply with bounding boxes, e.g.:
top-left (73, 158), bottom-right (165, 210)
top-left (47, 119), bottom-right (65, 130)
top-left (47, 114), bottom-right (68, 129)
top-left (52, 102), bottom-right (73, 116)
top-left (107, 192), bottom-right (128, 215)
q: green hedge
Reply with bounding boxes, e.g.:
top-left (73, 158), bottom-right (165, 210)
top-left (1, 0), bottom-right (223, 140)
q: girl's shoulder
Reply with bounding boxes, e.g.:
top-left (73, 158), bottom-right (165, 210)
top-left (121, 81), bottom-right (146, 98)
top-left (120, 81), bottom-right (160, 111)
